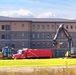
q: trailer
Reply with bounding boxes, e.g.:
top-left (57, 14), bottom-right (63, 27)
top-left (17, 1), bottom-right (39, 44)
top-left (12, 48), bottom-right (52, 59)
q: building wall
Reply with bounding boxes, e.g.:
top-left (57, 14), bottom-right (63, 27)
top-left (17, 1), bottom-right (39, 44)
top-left (0, 21), bottom-right (31, 50)
top-left (0, 21), bottom-right (76, 57)
top-left (31, 22), bottom-right (76, 57)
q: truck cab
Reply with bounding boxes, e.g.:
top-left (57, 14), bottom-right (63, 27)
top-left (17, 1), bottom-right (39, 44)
top-left (12, 49), bottom-right (27, 59)
top-left (70, 47), bottom-right (76, 57)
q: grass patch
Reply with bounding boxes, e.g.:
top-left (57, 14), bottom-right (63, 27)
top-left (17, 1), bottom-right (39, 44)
top-left (0, 58), bottom-right (76, 67)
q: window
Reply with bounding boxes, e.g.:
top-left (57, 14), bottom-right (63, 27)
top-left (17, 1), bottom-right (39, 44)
top-left (53, 51), bottom-right (55, 57)
top-left (22, 33), bottom-right (25, 37)
top-left (22, 24), bottom-right (24, 27)
top-left (52, 34), bottom-right (54, 38)
top-left (57, 25), bottom-right (59, 29)
top-left (5, 43), bottom-right (10, 46)
top-left (47, 34), bottom-right (50, 38)
top-left (57, 51), bottom-right (59, 56)
top-left (66, 25), bottom-right (68, 29)
top-left (43, 43), bottom-right (45, 47)
top-left (6, 25), bottom-right (10, 30)
top-left (1, 25), bottom-right (5, 30)
top-left (37, 25), bottom-right (40, 29)
top-left (75, 25), bottom-right (76, 29)
top-left (1, 35), bottom-right (5, 39)
top-left (32, 43), bottom-right (35, 46)
top-left (37, 34), bottom-right (40, 38)
top-left (71, 25), bottom-right (73, 29)
top-left (32, 25), bottom-right (35, 29)
top-left (32, 34), bottom-right (35, 38)
top-left (38, 43), bottom-right (40, 46)
top-left (52, 25), bottom-right (54, 30)
top-left (6, 34), bottom-right (10, 40)
top-left (42, 25), bottom-right (45, 29)
top-left (47, 25), bottom-right (50, 29)
top-left (62, 51), bottom-right (65, 57)
top-left (11, 44), bottom-right (15, 48)
top-left (42, 33), bottom-right (45, 38)
top-left (22, 42), bottom-right (24, 46)
top-left (47, 42), bottom-right (50, 47)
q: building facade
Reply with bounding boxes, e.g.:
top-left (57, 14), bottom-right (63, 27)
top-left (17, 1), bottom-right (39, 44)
top-left (0, 18), bottom-right (76, 57)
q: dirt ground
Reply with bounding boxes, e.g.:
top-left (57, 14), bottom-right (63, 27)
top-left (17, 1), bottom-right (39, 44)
top-left (0, 66), bottom-right (76, 73)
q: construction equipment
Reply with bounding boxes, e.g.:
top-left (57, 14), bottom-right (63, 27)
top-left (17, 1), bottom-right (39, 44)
top-left (53, 23), bottom-right (76, 57)
top-left (1, 46), bottom-right (13, 59)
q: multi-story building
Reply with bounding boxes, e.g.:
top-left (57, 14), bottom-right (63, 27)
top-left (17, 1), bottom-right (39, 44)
top-left (0, 17), bottom-right (76, 57)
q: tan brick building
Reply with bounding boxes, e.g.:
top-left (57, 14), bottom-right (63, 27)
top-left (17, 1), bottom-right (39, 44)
top-left (0, 17), bottom-right (76, 57)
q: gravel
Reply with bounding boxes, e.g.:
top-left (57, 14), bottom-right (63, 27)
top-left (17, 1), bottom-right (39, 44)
top-left (0, 66), bottom-right (76, 73)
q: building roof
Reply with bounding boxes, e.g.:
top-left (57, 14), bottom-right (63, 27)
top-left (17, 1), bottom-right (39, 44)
top-left (0, 16), bottom-right (76, 23)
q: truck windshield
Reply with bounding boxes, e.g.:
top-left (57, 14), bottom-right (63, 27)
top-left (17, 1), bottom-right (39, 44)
top-left (17, 50), bottom-right (22, 54)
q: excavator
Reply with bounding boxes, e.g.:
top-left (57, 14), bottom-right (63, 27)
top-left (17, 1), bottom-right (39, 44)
top-left (53, 23), bottom-right (76, 57)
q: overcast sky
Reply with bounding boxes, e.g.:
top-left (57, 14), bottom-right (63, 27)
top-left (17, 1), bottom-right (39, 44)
top-left (0, 0), bottom-right (76, 19)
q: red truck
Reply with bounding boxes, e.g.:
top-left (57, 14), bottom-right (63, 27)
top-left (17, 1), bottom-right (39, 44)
top-left (12, 48), bottom-right (52, 59)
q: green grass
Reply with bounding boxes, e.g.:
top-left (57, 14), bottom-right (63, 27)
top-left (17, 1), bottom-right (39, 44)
top-left (0, 58), bottom-right (76, 67)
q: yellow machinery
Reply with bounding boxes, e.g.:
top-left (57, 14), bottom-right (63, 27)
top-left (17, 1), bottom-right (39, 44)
top-left (53, 23), bottom-right (76, 57)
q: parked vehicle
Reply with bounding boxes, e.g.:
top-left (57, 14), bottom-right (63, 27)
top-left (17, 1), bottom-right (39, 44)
top-left (12, 48), bottom-right (52, 59)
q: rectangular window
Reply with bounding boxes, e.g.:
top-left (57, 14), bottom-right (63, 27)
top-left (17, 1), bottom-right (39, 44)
top-left (1, 25), bottom-right (5, 30)
top-left (42, 33), bottom-right (45, 38)
top-left (22, 42), bottom-right (25, 46)
top-left (11, 44), bottom-right (15, 48)
top-left (6, 34), bottom-right (10, 40)
top-left (1, 35), bottom-right (5, 39)
top-left (22, 24), bottom-right (24, 28)
top-left (37, 34), bottom-right (40, 38)
top-left (22, 33), bottom-right (25, 37)
top-left (66, 25), bottom-right (68, 29)
top-left (38, 42), bottom-right (40, 47)
top-left (57, 51), bottom-right (59, 56)
top-left (5, 43), bottom-right (10, 47)
top-left (43, 42), bottom-right (45, 47)
top-left (75, 25), bottom-right (76, 29)
top-left (57, 25), bottom-right (59, 29)
top-left (47, 42), bottom-right (50, 47)
top-left (47, 25), bottom-right (50, 29)
top-left (32, 34), bottom-right (35, 38)
top-left (6, 25), bottom-right (10, 30)
top-left (52, 25), bottom-right (54, 30)
top-left (32, 25), bottom-right (35, 29)
top-left (32, 43), bottom-right (35, 46)
top-left (71, 25), bottom-right (73, 29)
top-left (52, 34), bottom-right (54, 38)
top-left (42, 25), bottom-right (45, 29)
top-left (37, 25), bottom-right (40, 29)
top-left (47, 34), bottom-right (50, 38)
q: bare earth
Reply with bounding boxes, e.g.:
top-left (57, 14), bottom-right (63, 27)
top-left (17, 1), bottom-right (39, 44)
top-left (0, 66), bottom-right (76, 73)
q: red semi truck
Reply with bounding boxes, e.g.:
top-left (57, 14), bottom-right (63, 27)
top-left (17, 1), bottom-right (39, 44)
top-left (12, 48), bottom-right (52, 59)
